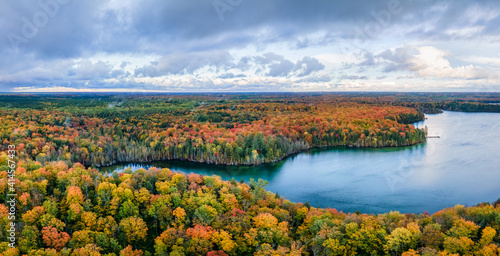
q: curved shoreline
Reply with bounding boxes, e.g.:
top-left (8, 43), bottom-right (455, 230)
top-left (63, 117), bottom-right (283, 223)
top-left (98, 140), bottom-right (427, 172)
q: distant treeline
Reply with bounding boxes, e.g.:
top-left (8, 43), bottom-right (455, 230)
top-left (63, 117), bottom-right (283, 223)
top-left (396, 101), bottom-right (500, 114)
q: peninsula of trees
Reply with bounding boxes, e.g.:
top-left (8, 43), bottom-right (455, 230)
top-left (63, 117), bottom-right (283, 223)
top-left (0, 94), bottom-right (428, 167)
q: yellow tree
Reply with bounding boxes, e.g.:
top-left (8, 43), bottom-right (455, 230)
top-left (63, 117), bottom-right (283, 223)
top-left (119, 217), bottom-right (148, 247)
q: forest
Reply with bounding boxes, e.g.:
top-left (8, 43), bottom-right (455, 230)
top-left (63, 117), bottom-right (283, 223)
top-left (0, 157), bottom-right (499, 255)
top-left (2, 93), bottom-right (500, 255)
top-left (0, 94), bottom-right (430, 167)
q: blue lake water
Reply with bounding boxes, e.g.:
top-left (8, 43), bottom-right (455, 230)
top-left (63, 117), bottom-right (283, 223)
top-left (101, 111), bottom-right (500, 214)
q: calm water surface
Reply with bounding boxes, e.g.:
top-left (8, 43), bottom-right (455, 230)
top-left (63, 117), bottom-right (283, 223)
top-left (101, 111), bottom-right (500, 214)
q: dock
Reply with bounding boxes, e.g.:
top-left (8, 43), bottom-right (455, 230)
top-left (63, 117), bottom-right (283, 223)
top-left (426, 136), bottom-right (440, 138)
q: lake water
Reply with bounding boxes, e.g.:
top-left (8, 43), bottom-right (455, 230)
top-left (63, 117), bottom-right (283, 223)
top-left (101, 111), bottom-right (500, 214)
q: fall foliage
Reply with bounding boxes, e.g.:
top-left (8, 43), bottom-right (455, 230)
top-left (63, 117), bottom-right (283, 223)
top-left (0, 94), bottom-right (428, 167)
top-left (0, 159), bottom-right (499, 255)
top-left (1, 93), bottom-right (500, 255)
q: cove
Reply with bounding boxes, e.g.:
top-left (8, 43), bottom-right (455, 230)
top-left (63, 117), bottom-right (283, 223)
top-left (101, 111), bottom-right (500, 214)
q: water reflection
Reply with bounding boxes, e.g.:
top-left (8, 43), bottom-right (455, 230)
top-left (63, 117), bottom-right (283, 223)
top-left (101, 111), bottom-right (500, 214)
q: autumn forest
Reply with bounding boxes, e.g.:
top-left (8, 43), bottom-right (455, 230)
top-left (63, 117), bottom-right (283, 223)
top-left (1, 93), bottom-right (500, 255)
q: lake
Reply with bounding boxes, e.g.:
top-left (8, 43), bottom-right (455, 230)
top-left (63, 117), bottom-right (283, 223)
top-left (101, 111), bottom-right (500, 214)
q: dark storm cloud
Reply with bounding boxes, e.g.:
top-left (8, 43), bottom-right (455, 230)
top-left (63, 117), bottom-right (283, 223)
top-left (1, 0), bottom-right (104, 58)
top-left (5, 0), bottom-right (499, 62)
top-left (1, 0), bottom-right (500, 91)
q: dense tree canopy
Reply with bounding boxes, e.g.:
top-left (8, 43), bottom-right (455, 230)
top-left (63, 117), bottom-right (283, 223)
top-left (2, 93), bottom-right (500, 255)
top-left (0, 94), bottom-right (428, 167)
top-left (0, 159), bottom-right (499, 255)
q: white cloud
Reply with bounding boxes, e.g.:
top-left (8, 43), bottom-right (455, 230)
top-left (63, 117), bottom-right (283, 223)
top-left (459, 54), bottom-right (500, 67)
top-left (409, 46), bottom-right (492, 79)
top-left (370, 46), bottom-right (497, 80)
top-left (74, 59), bottom-right (115, 80)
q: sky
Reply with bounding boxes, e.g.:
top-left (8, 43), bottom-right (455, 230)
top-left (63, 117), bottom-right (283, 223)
top-left (1, 0), bottom-right (500, 92)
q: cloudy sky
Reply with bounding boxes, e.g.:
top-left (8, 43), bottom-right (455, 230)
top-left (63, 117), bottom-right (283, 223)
top-left (1, 0), bottom-right (500, 92)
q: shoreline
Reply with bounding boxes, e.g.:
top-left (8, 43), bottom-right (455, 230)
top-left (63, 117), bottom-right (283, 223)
top-left (98, 139), bottom-right (427, 172)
